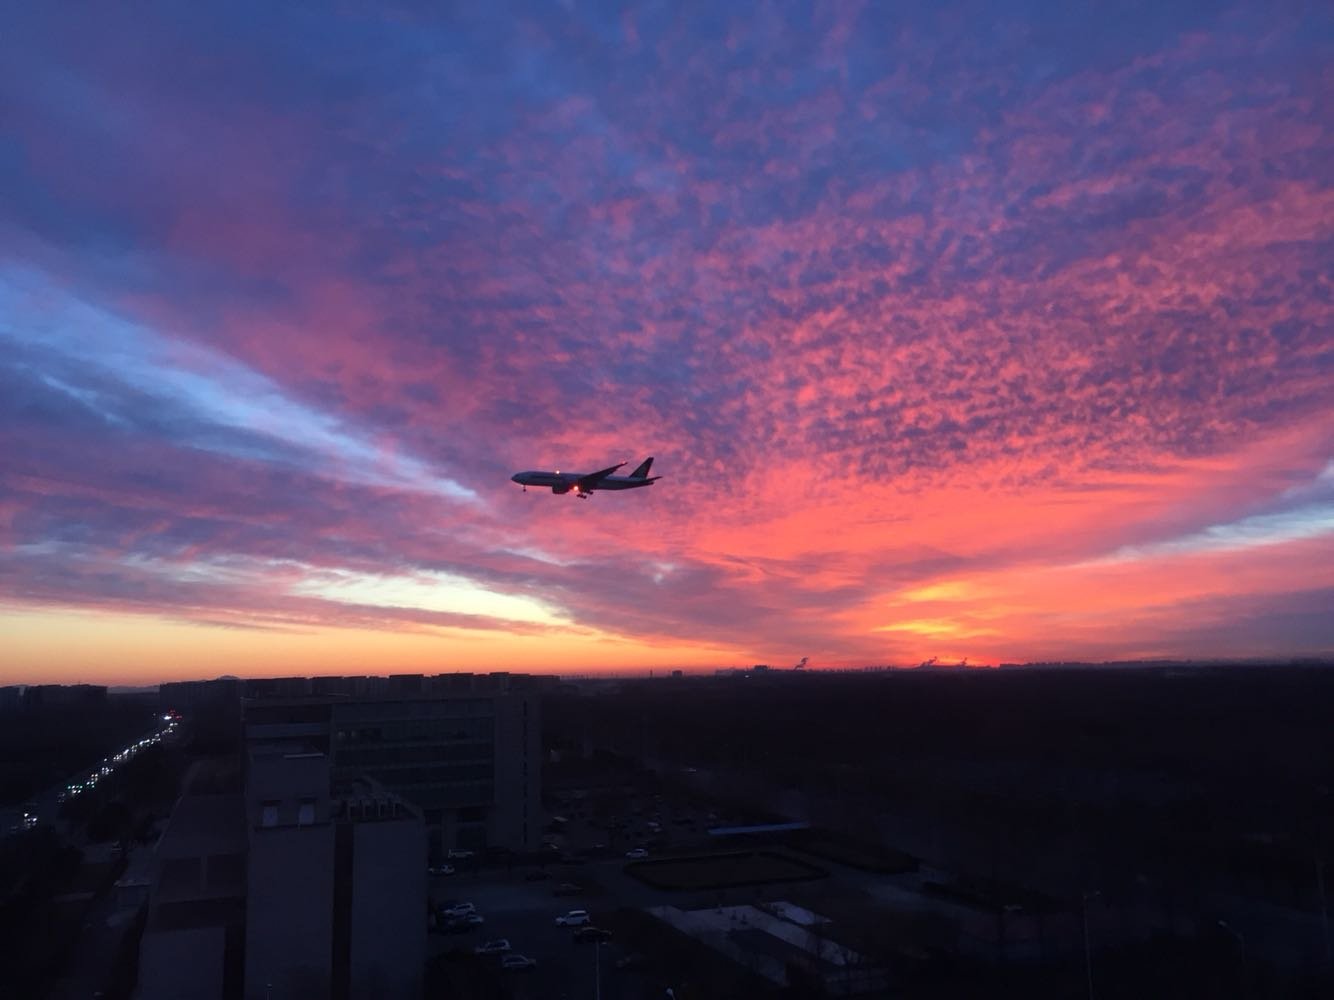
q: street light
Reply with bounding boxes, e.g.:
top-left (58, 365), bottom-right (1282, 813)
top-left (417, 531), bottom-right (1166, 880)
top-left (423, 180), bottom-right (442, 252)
top-left (1082, 890), bottom-right (1101, 1000)
top-left (1217, 920), bottom-right (1247, 983)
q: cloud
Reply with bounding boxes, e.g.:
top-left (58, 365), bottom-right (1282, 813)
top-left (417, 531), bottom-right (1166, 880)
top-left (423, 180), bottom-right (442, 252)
top-left (1, 1), bottom-right (1331, 679)
top-left (0, 271), bottom-right (476, 501)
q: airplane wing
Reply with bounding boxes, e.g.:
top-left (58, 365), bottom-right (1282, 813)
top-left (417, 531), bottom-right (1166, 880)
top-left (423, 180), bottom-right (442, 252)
top-left (577, 462), bottom-right (625, 492)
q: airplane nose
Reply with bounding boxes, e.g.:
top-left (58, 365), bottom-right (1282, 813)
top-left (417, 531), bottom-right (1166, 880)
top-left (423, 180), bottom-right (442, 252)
top-left (510, 473), bottom-right (522, 483)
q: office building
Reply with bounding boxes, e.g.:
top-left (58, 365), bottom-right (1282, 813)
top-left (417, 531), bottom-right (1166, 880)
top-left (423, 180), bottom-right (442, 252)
top-left (242, 673), bottom-right (543, 855)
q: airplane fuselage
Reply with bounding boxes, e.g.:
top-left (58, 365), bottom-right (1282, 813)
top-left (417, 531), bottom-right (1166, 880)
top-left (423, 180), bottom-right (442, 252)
top-left (510, 458), bottom-right (660, 497)
top-left (511, 472), bottom-right (655, 491)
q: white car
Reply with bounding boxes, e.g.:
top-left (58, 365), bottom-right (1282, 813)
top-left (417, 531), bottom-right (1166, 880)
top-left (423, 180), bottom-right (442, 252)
top-left (474, 938), bottom-right (511, 955)
top-left (441, 902), bottom-right (476, 919)
top-left (501, 954), bottom-right (537, 971)
top-left (555, 909), bottom-right (591, 927)
top-left (625, 848), bottom-right (649, 860)
top-left (447, 848), bottom-right (475, 860)
top-left (427, 864), bottom-right (456, 876)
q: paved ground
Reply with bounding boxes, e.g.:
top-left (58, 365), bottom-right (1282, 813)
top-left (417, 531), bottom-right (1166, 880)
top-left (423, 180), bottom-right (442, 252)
top-left (425, 843), bottom-right (923, 998)
top-left (421, 777), bottom-right (951, 997)
top-left (429, 862), bottom-right (669, 999)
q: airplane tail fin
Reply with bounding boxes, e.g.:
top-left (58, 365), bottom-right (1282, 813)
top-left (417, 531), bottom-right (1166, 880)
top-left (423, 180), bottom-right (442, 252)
top-left (629, 457), bottom-right (654, 479)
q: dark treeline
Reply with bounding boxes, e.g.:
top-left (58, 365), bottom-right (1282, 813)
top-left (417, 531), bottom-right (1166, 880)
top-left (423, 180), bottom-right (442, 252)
top-left (553, 666), bottom-right (1334, 796)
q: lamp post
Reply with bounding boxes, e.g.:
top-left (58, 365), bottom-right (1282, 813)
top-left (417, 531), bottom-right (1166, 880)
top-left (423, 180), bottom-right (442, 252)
top-left (1082, 890), bottom-right (1101, 1000)
top-left (594, 937), bottom-right (601, 1000)
top-left (1318, 849), bottom-right (1331, 968)
top-left (1218, 921), bottom-right (1247, 986)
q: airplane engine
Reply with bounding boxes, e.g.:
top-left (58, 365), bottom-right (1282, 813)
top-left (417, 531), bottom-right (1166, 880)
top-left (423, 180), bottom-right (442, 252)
top-left (552, 484), bottom-right (572, 494)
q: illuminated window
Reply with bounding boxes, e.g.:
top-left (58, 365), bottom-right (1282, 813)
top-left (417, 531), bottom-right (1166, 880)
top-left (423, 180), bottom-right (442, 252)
top-left (261, 801), bottom-right (279, 827)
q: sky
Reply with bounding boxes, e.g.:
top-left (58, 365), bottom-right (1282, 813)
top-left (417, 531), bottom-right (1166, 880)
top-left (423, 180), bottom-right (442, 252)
top-left (2, 1), bottom-right (1332, 685)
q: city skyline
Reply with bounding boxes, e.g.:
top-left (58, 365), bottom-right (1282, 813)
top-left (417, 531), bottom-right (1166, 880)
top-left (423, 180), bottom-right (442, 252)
top-left (3, 2), bottom-right (1332, 685)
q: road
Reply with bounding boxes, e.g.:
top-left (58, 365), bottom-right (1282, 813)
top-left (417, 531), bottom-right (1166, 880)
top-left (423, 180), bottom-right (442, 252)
top-left (26, 720), bottom-right (174, 830)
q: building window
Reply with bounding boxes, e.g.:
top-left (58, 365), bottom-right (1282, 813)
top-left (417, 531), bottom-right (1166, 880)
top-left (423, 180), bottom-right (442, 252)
top-left (261, 801), bottom-right (279, 827)
top-left (298, 798), bottom-right (316, 826)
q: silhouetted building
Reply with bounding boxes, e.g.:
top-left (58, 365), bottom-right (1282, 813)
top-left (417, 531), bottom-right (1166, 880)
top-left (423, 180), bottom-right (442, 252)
top-left (244, 747), bottom-right (425, 1000)
top-left (23, 683), bottom-right (107, 709)
top-left (136, 776), bottom-right (247, 1000)
top-left (243, 673), bottom-right (541, 856)
top-left (135, 742), bottom-right (425, 1000)
top-left (160, 678), bottom-right (242, 748)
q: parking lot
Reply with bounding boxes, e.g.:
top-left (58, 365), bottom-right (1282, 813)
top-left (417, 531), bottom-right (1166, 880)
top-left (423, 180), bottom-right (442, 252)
top-left (429, 862), bottom-right (667, 999)
top-left (420, 775), bottom-right (863, 997)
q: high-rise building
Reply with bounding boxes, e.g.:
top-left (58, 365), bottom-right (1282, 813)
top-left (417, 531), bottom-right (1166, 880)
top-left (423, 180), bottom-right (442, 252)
top-left (242, 673), bottom-right (543, 856)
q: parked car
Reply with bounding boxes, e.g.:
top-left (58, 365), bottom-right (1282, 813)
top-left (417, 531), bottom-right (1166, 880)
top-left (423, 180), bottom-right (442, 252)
top-left (440, 902), bottom-right (476, 919)
top-left (553, 882), bottom-right (583, 897)
top-left (573, 926), bottom-right (613, 944)
top-left (501, 954), bottom-right (537, 971)
top-left (625, 848), bottom-right (649, 860)
top-left (447, 848), bottom-right (475, 860)
top-left (474, 938), bottom-right (512, 955)
top-left (427, 864), bottom-right (455, 876)
top-left (555, 909), bottom-right (591, 927)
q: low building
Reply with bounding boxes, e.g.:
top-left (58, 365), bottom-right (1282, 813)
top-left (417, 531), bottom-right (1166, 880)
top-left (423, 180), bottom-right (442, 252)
top-left (136, 777), bottom-right (248, 1000)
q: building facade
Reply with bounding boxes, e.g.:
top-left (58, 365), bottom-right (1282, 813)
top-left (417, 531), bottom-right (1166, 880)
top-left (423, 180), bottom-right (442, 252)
top-left (242, 673), bottom-right (543, 856)
top-left (136, 766), bottom-right (248, 1000)
top-left (243, 746), bottom-right (426, 1000)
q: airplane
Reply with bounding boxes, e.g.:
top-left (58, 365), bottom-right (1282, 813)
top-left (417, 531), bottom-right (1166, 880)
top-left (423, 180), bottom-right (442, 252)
top-left (511, 458), bottom-right (660, 498)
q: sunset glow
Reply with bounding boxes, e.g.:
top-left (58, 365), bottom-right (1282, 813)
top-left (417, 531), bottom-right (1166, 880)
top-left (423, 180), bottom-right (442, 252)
top-left (2, 2), bottom-right (1330, 684)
